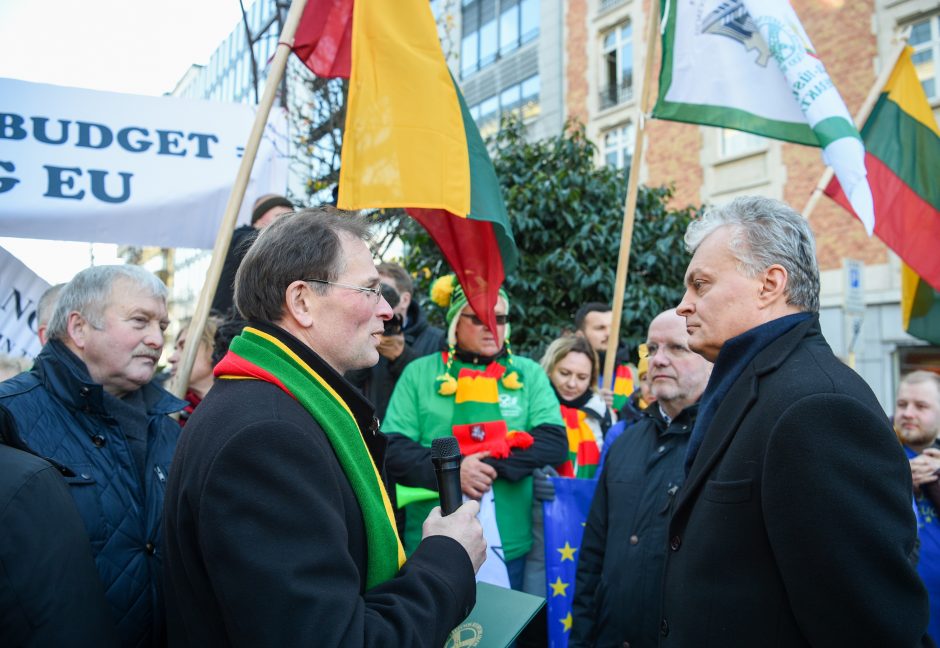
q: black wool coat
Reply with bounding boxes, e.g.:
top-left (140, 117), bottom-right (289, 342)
top-left (0, 443), bottom-right (118, 647)
top-left (659, 316), bottom-right (929, 647)
top-left (571, 404), bottom-right (697, 648)
top-left (162, 324), bottom-right (476, 648)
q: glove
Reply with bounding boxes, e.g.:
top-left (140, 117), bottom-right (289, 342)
top-left (532, 465), bottom-right (559, 502)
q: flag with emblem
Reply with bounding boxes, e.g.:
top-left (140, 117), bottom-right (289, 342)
top-left (653, 0), bottom-right (875, 233)
top-left (544, 477), bottom-right (597, 647)
top-left (291, 0), bottom-right (518, 334)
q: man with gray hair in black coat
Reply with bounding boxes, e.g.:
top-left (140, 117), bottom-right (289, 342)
top-left (659, 195), bottom-right (929, 646)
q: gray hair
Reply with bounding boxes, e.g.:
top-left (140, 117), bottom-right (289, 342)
top-left (46, 265), bottom-right (168, 341)
top-left (234, 206), bottom-right (372, 322)
top-left (685, 196), bottom-right (820, 312)
top-left (37, 283), bottom-right (65, 328)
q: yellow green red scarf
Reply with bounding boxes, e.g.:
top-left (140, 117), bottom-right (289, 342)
top-left (214, 326), bottom-right (405, 588)
top-left (436, 352), bottom-right (532, 457)
top-left (557, 405), bottom-right (600, 479)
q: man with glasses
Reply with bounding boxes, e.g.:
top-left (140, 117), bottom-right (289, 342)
top-left (162, 208), bottom-right (486, 647)
top-left (382, 275), bottom-right (567, 591)
top-left (571, 309), bottom-right (711, 647)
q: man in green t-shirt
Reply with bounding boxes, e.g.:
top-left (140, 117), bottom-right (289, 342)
top-left (383, 276), bottom-right (567, 591)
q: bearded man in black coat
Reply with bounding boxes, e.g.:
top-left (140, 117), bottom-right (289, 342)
top-left (659, 195), bottom-right (929, 647)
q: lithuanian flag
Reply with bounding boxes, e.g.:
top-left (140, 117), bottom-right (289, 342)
top-left (292, 0), bottom-right (518, 333)
top-left (825, 46), bottom-right (940, 311)
top-left (901, 263), bottom-right (940, 345)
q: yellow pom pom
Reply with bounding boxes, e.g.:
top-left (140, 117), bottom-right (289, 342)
top-left (501, 371), bottom-right (523, 390)
top-left (430, 275), bottom-right (456, 308)
top-left (436, 373), bottom-right (458, 396)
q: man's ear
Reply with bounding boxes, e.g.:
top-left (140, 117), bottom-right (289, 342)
top-left (284, 281), bottom-right (317, 328)
top-left (67, 311), bottom-right (89, 349)
top-left (758, 264), bottom-right (789, 308)
top-left (398, 291), bottom-right (412, 312)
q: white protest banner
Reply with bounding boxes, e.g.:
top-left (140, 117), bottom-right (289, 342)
top-left (0, 245), bottom-right (49, 359)
top-left (0, 78), bottom-right (288, 248)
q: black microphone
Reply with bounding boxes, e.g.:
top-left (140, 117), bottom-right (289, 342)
top-left (431, 437), bottom-right (463, 516)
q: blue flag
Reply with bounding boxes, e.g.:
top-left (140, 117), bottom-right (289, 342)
top-left (543, 477), bottom-right (597, 647)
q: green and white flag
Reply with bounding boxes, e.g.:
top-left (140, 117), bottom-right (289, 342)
top-left (653, 0), bottom-right (874, 234)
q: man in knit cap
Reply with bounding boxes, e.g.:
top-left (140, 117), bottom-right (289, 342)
top-left (383, 275), bottom-right (567, 591)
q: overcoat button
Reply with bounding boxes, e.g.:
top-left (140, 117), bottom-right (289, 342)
top-left (670, 535), bottom-right (681, 551)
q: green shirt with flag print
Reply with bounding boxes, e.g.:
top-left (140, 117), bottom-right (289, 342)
top-left (383, 352), bottom-right (563, 561)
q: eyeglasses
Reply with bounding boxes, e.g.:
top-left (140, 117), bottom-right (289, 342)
top-left (460, 313), bottom-right (509, 326)
top-left (304, 279), bottom-right (382, 304)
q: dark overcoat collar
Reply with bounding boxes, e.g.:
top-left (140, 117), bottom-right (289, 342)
top-left (673, 314), bottom-right (821, 516)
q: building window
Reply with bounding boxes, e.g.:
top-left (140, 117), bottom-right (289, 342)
top-left (719, 129), bottom-right (765, 158)
top-left (461, 0), bottom-right (540, 78)
top-left (600, 22), bottom-right (633, 110)
top-left (469, 73), bottom-right (540, 136)
top-left (910, 15), bottom-right (939, 101)
top-left (520, 0), bottom-right (539, 43)
top-left (603, 122), bottom-right (635, 170)
top-left (598, 0), bottom-right (625, 14)
top-left (500, 0), bottom-right (519, 56)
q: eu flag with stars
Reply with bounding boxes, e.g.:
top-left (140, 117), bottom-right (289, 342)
top-left (544, 477), bottom-right (597, 647)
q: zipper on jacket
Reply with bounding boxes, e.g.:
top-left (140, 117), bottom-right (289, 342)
top-left (153, 465), bottom-right (167, 485)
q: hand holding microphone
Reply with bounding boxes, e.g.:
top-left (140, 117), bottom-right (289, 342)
top-left (423, 437), bottom-right (487, 573)
top-left (431, 437), bottom-right (464, 515)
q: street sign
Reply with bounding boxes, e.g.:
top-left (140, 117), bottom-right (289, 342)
top-left (843, 258), bottom-right (865, 315)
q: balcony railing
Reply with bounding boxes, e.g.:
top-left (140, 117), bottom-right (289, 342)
top-left (599, 81), bottom-right (633, 110)
top-left (599, 0), bottom-right (626, 14)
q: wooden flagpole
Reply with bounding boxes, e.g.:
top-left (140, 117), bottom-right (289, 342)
top-left (602, 0), bottom-right (661, 389)
top-left (171, 0), bottom-right (310, 400)
top-left (801, 34), bottom-right (910, 220)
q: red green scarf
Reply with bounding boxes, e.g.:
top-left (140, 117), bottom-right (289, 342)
top-left (557, 405), bottom-right (600, 479)
top-left (438, 353), bottom-right (532, 457)
top-left (214, 326), bottom-right (405, 588)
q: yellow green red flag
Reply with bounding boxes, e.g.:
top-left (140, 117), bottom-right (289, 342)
top-left (824, 47), bottom-right (940, 344)
top-left (292, 0), bottom-right (518, 334)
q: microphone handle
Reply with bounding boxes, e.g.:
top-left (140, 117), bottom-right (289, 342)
top-left (435, 461), bottom-right (463, 516)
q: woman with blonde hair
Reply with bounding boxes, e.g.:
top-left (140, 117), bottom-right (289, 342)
top-left (540, 335), bottom-right (612, 475)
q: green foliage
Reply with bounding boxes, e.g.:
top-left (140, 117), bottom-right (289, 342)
top-left (400, 118), bottom-right (701, 361)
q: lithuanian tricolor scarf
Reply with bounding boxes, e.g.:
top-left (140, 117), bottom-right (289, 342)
top-left (291, 0), bottom-right (518, 334)
top-left (557, 405), bottom-right (600, 479)
top-left (214, 326), bottom-right (405, 589)
top-left (439, 354), bottom-right (532, 458)
top-left (825, 47), bottom-right (940, 306)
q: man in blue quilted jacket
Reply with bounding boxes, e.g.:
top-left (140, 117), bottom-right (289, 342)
top-left (0, 264), bottom-right (186, 647)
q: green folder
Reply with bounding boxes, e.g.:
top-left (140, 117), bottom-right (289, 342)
top-left (443, 582), bottom-right (545, 648)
